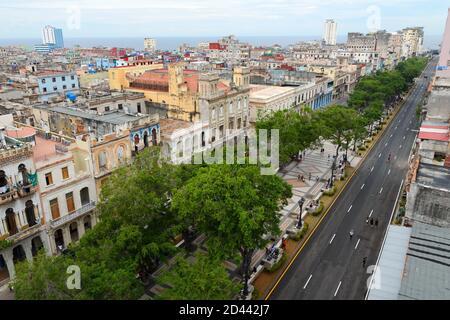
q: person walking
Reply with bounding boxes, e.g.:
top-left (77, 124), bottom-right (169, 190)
top-left (349, 229), bottom-right (354, 239)
top-left (375, 219), bottom-right (379, 227)
top-left (309, 172), bottom-right (312, 181)
top-left (370, 218), bottom-right (374, 227)
top-left (362, 257), bottom-right (367, 268)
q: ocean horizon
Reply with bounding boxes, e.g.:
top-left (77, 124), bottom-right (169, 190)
top-left (0, 35), bottom-right (442, 51)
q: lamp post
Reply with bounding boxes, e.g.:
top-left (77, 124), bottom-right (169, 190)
top-left (297, 197), bottom-right (305, 229)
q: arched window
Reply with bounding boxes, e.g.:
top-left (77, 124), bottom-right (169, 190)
top-left (229, 101), bottom-right (233, 114)
top-left (98, 152), bottom-right (107, 170)
top-left (5, 208), bottom-right (18, 235)
top-left (117, 145), bottom-right (125, 164)
top-left (25, 200), bottom-right (36, 227)
top-left (80, 187), bottom-right (90, 206)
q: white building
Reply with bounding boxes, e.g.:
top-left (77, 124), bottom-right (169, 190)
top-left (323, 19), bottom-right (337, 45)
top-left (42, 25), bottom-right (64, 49)
top-left (144, 38), bottom-right (157, 52)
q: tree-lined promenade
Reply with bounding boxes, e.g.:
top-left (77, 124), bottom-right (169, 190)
top-left (12, 57), bottom-right (428, 300)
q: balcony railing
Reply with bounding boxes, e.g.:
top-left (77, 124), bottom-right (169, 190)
top-left (17, 184), bottom-right (37, 198)
top-left (50, 201), bottom-right (96, 229)
top-left (0, 187), bottom-right (16, 205)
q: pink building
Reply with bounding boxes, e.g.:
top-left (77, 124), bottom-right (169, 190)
top-left (437, 8), bottom-right (450, 78)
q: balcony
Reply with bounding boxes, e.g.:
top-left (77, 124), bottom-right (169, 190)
top-left (17, 183), bottom-right (37, 198)
top-left (0, 188), bottom-right (16, 205)
top-left (50, 201), bottom-right (96, 229)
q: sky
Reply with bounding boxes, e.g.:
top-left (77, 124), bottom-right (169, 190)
top-left (0, 0), bottom-right (448, 38)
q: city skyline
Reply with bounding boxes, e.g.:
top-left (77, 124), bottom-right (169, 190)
top-left (0, 0), bottom-right (448, 39)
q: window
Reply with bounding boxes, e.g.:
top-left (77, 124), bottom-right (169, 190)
top-left (61, 76), bottom-right (66, 81)
top-left (45, 172), bottom-right (53, 186)
top-left (105, 106), bottom-right (110, 112)
top-left (72, 84), bottom-right (76, 88)
top-left (219, 105), bottom-right (223, 116)
top-left (49, 198), bottom-right (60, 220)
top-left (66, 192), bottom-right (75, 213)
top-left (118, 103), bottom-right (123, 110)
top-left (43, 87), bottom-right (47, 93)
top-left (71, 75), bottom-right (75, 80)
top-left (61, 167), bottom-right (69, 180)
top-left (137, 103), bottom-right (142, 113)
top-left (62, 85), bottom-right (67, 90)
top-left (41, 79), bottom-right (46, 84)
top-left (52, 77), bottom-right (56, 82)
top-left (229, 101), bottom-right (233, 114)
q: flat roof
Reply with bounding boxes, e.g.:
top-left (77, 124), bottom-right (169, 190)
top-left (249, 84), bottom-right (295, 100)
top-left (367, 225), bottom-right (412, 300)
top-left (399, 222), bottom-right (450, 300)
top-left (416, 163), bottom-right (450, 191)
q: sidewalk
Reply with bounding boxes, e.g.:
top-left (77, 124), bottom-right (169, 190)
top-left (249, 141), bottom-right (362, 290)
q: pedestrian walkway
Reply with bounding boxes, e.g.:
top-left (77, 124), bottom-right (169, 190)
top-left (249, 141), bottom-right (362, 276)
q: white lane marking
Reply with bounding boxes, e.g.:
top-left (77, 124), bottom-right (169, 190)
top-left (403, 136), bottom-right (406, 140)
top-left (361, 184), bottom-right (365, 190)
top-left (390, 134), bottom-right (393, 138)
top-left (394, 156), bottom-right (397, 160)
top-left (395, 126), bottom-right (398, 130)
top-left (385, 142), bottom-right (388, 147)
top-left (303, 274), bottom-right (313, 289)
top-left (379, 187), bottom-right (383, 194)
top-left (370, 166), bottom-right (374, 173)
top-left (347, 205), bottom-right (353, 213)
top-left (369, 209), bottom-right (374, 218)
top-left (355, 239), bottom-right (361, 250)
top-left (329, 234), bottom-right (336, 244)
top-left (334, 281), bottom-right (342, 297)
top-left (399, 145), bottom-right (402, 149)
top-left (388, 169), bottom-right (391, 175)
top-left (378, 153), bottom-right (382, 158)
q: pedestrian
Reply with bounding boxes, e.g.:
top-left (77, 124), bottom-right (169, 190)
top-left (316, 176), bottom-right (320, 182)
top-left (297, 174), bottom-right (301, 181)
top-left (362, 257), bottom-right (367, 268)
top-left (309, 172), bottom-right (312, 181)
top-left (370, 218), bottom-right (374, 227)
top-left (349, 229), bottom-right (354, 239)
top-left (375, 219), bottom-right (379, 227)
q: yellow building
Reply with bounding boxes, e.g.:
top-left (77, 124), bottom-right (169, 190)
top-left (108, 61), bottom-right (163, 91)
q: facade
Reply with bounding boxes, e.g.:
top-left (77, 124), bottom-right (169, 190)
top-left (34, 44), bottom-right (55, 54)
top-left (437, 8), bottom-right (450, 78)
top-left (401, 27), bottom-right (424, 58)
top-left (0, 125), bottom-right (45, 283)
top-left (323, 19), bottom-right (337, 45)
top-left (42, 25), bottom-right (64, 49)
top-left (36, 70), bottom-right (80, 102)
top-left (144, 38), bottom-right (157, 52)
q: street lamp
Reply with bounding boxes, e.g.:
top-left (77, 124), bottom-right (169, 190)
top-left (297, 197), bottom-right (305, 229)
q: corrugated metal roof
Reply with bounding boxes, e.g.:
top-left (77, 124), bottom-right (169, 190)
top-left (367, 225), bottom-right (412, 300)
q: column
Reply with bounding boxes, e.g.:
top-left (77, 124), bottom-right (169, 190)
top-left (62, 227), bottom-right (71, 249)
top-left (77, 219), bottom-right (85, 239)
top-left (23, 239), bottom-right (33, 262)
top-left (3, 250), bottom-right (15, 279)
top-left (41, 232), bottom-right (52, 256)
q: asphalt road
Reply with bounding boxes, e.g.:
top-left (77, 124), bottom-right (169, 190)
top-left (269, 58), bottom-right (437, 300)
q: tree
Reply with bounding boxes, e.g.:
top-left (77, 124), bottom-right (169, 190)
top-left (172, 164), bottom-right (292, 297)
top-left (157, 253), bottom-right (240, 300)
top-left (315, 105), bottom-right (358, 180)
top-left (256, 109), bottom-right (320, 166)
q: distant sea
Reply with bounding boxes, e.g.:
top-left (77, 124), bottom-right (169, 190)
top-left (0, 35), bottom-right (443, 51)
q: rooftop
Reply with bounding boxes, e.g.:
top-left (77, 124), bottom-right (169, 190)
top-left (249, 84), bottom-right (294, 101)
top-left (416, 163), bottom-right (450, 191)
top-left (399, 222), bottom-right (450, 300)
top-left (159, 118), bottom-right (194, 137)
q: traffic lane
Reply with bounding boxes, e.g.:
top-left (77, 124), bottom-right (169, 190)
top-left (270, 109), bottom-right (412, 300)
top-left (270, 71), bottom-right (430, 300)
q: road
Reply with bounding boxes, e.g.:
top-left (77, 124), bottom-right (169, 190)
top-left (268, 58), bottom-right (437, 300)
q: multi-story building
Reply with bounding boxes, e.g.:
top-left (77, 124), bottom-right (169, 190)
top-left (144, 38), bottom-right (157, 52)
top-left (437, 8), bottom-right (450, 78)
top-left (323, 19), bottom-right (337, 45)
top-left (347, 32), bottom-right (377, 52)
top-left (42, 25), bottom-right (64, 49)
top-left (0, 118), bottom-right (47, 283)
top-left (401, 27), bottom-right (424, 58)
top-left (35, 70), bottom-right (80, 102)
